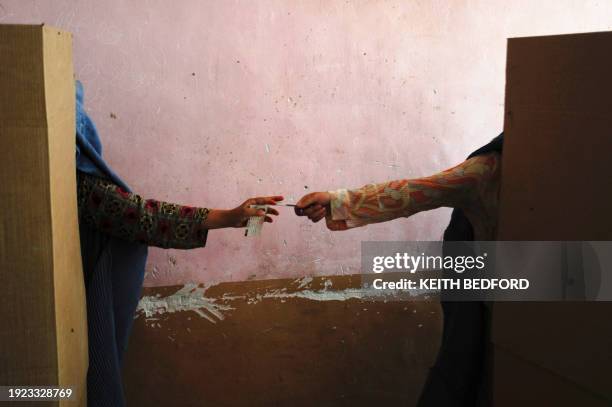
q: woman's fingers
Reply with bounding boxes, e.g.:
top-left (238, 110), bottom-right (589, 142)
top-left (296, 193), bottom-right (318, 209)
top-left (309, 207), bottom-right (327, 222)
top-left (244, 205), bottom-right (279, 217)
top-left (244, 206), bottom-right (266, 217)
top-left (297, 192), bottom-right (330, 209)
top-left (303, 204), bottom-right (322, 217)
top-left (253, 195), bottom-right (284, 205)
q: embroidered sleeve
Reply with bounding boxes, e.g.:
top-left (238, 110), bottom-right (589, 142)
top-left (328, 152), bottom-right (500, 229)
top-left (77, 172), bottom-right (209, 249)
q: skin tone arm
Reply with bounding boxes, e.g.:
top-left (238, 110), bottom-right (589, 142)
top-left (204, 197), bottom-right (283, 229)
top-left (77, 171), bottom-right (284, 249)
top-left (295, 152), bottom-right (501, 237)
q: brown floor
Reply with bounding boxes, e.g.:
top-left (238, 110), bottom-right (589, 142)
top-left (123, 275), bottom-right (442, 406)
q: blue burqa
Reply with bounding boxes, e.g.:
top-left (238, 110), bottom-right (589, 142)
top-left (76, 81), bottom-right (148, 407)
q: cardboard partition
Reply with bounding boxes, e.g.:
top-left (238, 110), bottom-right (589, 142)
top-left (493, 348), bottom-right (609, 407)
top-left (0, 24), bottom-right (87, 406)
top-left (494, 31), bottom-right (612, 404)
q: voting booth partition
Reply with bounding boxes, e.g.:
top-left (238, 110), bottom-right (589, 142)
top-left (0, 25), bottom-right (88, 406)
top-left (493, 31), bottom-right (612, 406)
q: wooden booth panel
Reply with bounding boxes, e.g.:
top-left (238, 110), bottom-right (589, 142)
top-left (0, 25), bottom-right (87, 405)
top-left (498, 31), bottom-right (612, 241)
top-left (494, 31), bottom-right (612, 404)
top-left (493, 348), bottom-right (609, 407)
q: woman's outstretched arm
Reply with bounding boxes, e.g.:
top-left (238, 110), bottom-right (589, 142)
top-left (296, 152), bottom-right (500, 231)
top-left (77, 171), bottom-right (282, 249)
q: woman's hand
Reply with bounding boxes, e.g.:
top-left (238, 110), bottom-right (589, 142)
top-left (296, 192), bottom-right (349, 231)
top-left (205, 195), bottom-right (283, 229)
top-left (296, 192), bottom-right (330, 222)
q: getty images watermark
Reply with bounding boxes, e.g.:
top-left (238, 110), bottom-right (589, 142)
top-left (360, 241), bottom-right (611, 301)
top-left (371, 250), bottom-right (528, 291)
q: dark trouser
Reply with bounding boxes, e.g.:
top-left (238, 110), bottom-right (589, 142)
top-left (80, 223), bottom-right (147, 407)
top-left (417, 301), bottom-right (487, 407)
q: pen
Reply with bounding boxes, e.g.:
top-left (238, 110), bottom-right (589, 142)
top-left (277, 203), bottom-right (314, 216)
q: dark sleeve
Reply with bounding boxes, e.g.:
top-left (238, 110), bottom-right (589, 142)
top-left (77, 171), bottom-right (209, 249)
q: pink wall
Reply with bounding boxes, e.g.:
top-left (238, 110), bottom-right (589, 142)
top-left (3, 1), bottom-right (612, 286)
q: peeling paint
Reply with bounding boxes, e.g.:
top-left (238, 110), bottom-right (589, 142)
top-left (225, 284), bottom-right (427, 304)
top-left (136, 283), bottom-right (233, 324)
top-left (295, 276), bottom-right (313, 289)
top-left (136, 281), bottom-right (431, 326)
top-left (323, 278), bottom-right (333, 289)
top-left (236, 287), bottom-right (375, 303)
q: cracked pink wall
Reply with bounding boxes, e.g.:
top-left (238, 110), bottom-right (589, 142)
top-left (3, 0), bottom-right (612, 286)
